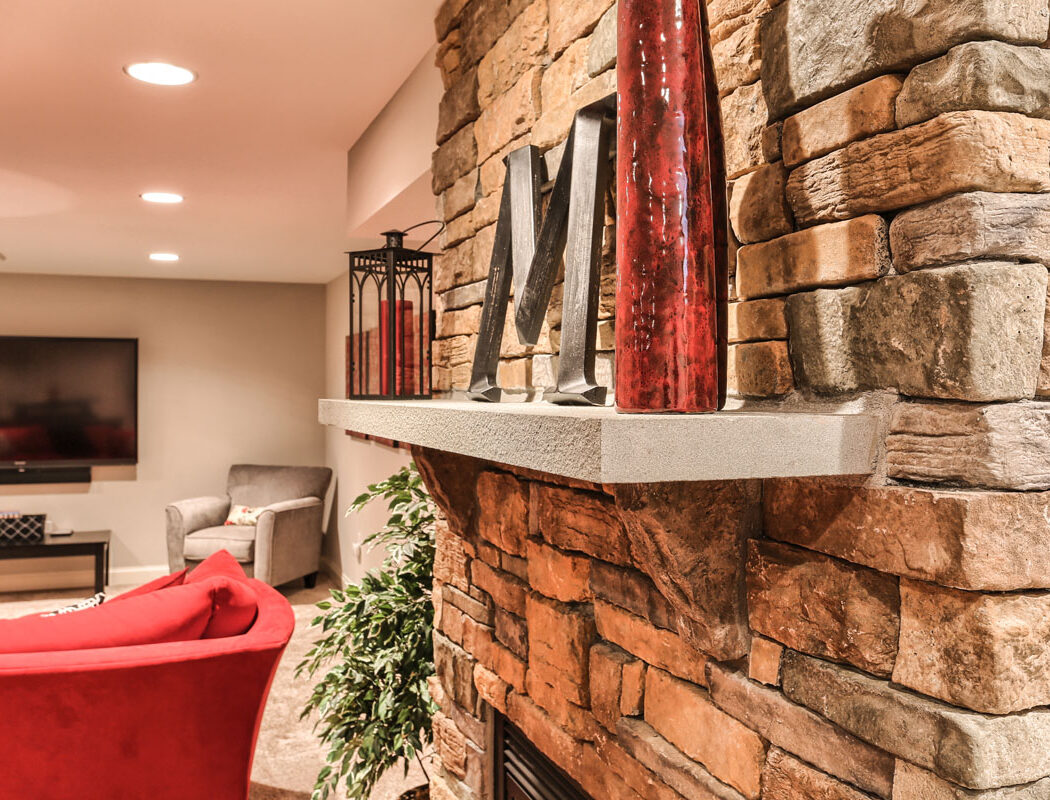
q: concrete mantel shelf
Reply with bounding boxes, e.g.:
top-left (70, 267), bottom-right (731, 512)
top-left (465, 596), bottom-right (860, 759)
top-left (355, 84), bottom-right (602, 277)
top-left (319, 399), bottom-right (877, 484)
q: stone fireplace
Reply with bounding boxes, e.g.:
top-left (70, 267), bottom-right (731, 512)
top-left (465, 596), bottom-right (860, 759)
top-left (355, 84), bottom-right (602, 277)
top-left (322, 0), bottom-right (1050, 797)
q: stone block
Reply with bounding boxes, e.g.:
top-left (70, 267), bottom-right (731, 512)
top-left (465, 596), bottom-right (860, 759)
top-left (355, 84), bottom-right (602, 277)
top-left (476, 0), bottom-right (548, 107)
top-left (736, 215), bottom-right (890, 299)
top-left (897, 42), bottom-right (1050, 128)
top-left (722, 81), bottom-right (769, 179)
top-left (474, 663), bottom-right (509, 713)
top-left (527, 539), bottom-right (591, 603)
top-left (887, 401), bottom-right (1050, 490)
top-left (473, 67), bottom-right (541, 162)
top-left (728, 162), bottom-right (794, 244)
top-left (433, 335), bottom-right (475, 371)
top-left (893, 760), bottom-right (1050, 799)
top-left (782, 651), bottom-right (1050, 791)
top-left (728, 298), bottom-right (787, 343)
top-left (894, 579), bottom-right (1050, 714)
top-left (434, 521), bottom-right (472, 593)
top-left (533, 483), bottom-right (632, 566)
top-left (502, 551), bottom-right (528, 581)
top-left (434, 711), bottom-right (469, 778)
top-left (437, 305), bottom-right (483, 339)
top-left (747, 540), bottom-right (900, 677)
top-left (621, 659), bottom-right (645, 717)
top-left (787, 111), bottom-right (1050, 226)
top-left (435, 0), bottom-right (469, 39)
top-left (440, 600), bottom-right (495, 657)
top-left (763, 747), bottom-right (874, 800)
top-left (495, 607), bottom-right (528, 659)
top-left (595, 599), bottom-right (709, 686)
top-left (761, 121), bottom-right (783, 163)
top-left (476, 471), bottom-right (529, 555)
top-left (434, 238), bottom-right (477, 294)
top-left (429, 675), bottom-right (489, 749)
top-left (541, 38), bottom-right (589, 112)
top-left (471, 560), bottom-right (527, 616)
top-left (613, 480), bottom-right (759, 661)
top-left (727, 341), bottom-right (793, 398)
top-left (441, 170), bottom-right (478, 223)
top-left (411, 449), bottom-right (485, 535)
top-left (708, 0), bottom-right (780, 45)
top-left (524, 667), bottom-right (600, 740)
top-left (1041, 301), bottom-right (1050, 400)
top-left (616, 717), bottom-right (749, 800)
top-left (706, 663), bottom-right (894, 798)
top-left (487, 638), bottom-right (528, 692)
top-left (590, 735), bottom-right (683, 800)
top-left (764, 478), bottom-right (1050, 591)
top-left (440, 279), bottom-right (487, 312)
top-left (712, 17), bottom-right (762, 96)
top-left (526, 593), bottom-right (596, 700)
top-left (442, 583), bottom-right (493, 625)
top-left (433, 123), bottom-right (478, 194)
top-left (586, 4), bottom-right (616, 76)
top-left (748, 637), bottom-right (783, 686)
top-left (589, 643), bottom-right (636, 731)
top-left (531, 68), bottom-right (617, 151)
top-left (548, 0), bottom-right (614, 56)
top-left (435, 632), bottom-right (480, 713)
top-left (506, 693), bottom-right (586, 777)
top-left (588, 560), bottom-right (678, 632)
top-left (759, 0), bottom-right (1049, 118)
top-left (781, 75), bottom-right (903, 167)
top-left (644, 667), bottom-right (766, 799)
top-left (497, 357), bottom-right (531, 390)
top-left (786, 262), bottom-right (1047, 401)
top-left (890, 192), bottom-right (1050, 271)
top-left (437, 69), bottom-right (480, 145)
top-left (459, 0), bottom-right (531, 68)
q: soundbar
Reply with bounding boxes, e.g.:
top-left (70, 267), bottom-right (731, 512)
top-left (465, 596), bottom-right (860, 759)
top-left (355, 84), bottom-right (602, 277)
top-left (0, 466), bottom-right (92, 485)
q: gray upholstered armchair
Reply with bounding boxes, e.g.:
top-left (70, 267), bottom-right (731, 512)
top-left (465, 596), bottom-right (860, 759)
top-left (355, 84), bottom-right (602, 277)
top-left (166, 464), bottom-right (333, 587)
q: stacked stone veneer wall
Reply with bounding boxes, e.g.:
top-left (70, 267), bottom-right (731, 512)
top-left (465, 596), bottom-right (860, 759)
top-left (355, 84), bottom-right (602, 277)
top-left (423, 0), bottom-right (1050, 798)
top-left (420, 447), bottom-right (1050, 800)
top-left (431, 0), bottom-right (617, 396)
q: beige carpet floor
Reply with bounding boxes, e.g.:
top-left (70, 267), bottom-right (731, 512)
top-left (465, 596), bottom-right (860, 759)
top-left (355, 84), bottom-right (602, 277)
top-left (0, 579), bottom-right (429, 800)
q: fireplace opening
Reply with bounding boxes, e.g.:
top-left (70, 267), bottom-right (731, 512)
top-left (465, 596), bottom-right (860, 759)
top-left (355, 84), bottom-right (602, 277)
top-left (494, 714), bottom-right (592, 800)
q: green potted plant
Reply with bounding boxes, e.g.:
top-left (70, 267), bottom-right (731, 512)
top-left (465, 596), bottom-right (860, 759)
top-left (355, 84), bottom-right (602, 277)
top-left (297, 464), bottom-right (437, 800)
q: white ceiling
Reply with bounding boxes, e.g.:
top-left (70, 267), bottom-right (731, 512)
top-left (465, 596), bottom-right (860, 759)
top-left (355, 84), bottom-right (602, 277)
top-left (0, 0), bottom-right (440, 284)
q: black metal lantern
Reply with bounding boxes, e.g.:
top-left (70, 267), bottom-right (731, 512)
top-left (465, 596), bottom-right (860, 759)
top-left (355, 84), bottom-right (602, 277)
top-left (347, 226), bottom-right (436, 400)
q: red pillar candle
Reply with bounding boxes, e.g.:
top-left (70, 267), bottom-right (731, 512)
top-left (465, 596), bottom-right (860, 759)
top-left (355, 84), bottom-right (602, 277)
top-left (615, 0), bottom-right (728, 413)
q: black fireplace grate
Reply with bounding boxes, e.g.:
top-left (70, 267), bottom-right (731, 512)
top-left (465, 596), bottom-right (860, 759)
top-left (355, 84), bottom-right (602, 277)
top-left (496, 715), bottom-right (591, 800)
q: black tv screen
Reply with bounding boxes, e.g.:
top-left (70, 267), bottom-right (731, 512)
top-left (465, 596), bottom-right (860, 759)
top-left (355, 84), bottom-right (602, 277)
top-left (0, 337), bottom-right (138, 466)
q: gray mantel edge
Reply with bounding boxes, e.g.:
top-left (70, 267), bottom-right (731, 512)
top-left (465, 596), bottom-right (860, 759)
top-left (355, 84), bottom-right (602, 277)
top-left (319, 399), bottom-right (877, 484)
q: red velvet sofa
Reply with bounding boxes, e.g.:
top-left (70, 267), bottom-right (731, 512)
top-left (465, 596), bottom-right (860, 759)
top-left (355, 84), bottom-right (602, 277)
top-left (0, 550), bottom-right (295, 800)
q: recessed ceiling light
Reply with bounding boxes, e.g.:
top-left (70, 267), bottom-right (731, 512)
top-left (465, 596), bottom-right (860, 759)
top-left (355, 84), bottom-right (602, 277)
top-left (149, 252), bottom-right (179, 262)
top-left (124, 62), bottom-right (196, 86)
top-left (140, 192), bottom-right (184, 204)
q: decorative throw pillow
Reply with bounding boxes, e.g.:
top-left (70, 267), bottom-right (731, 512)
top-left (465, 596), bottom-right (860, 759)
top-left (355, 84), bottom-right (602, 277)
top-left (225, 504), bottom-right (264, 526)
top-left (42, 592), bottom-right (105, 617)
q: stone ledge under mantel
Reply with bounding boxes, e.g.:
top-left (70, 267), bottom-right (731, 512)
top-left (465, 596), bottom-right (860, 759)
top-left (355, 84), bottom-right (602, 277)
top-left (319, 399), bottom-right (878, 484)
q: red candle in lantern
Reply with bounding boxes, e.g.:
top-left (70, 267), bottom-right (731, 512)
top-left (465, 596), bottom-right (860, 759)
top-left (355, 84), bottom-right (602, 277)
top-left (615, 0), bottom-right (728, 413)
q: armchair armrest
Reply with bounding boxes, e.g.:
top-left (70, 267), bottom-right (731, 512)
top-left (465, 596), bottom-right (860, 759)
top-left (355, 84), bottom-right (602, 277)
top-left (166, 496), bottom-right (231, 571)
top-left (254, 497), bottom-right (325, 585)
top-left (260, 497), bottom-right (323, 515)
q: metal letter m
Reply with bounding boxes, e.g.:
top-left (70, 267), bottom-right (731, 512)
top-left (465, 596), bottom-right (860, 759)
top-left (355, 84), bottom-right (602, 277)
top-left (467, 94), bottom-right (615, 406)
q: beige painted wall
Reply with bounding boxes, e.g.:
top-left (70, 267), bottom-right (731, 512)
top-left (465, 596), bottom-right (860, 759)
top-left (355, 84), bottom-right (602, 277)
top-left (322, 271), bottom-right (411, 585)
top-left (0, 273), bottom-right (326, 591)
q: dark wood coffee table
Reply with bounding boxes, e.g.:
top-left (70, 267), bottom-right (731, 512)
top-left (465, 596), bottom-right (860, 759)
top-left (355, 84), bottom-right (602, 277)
top-left (0, 530), bottom-right (111, 594)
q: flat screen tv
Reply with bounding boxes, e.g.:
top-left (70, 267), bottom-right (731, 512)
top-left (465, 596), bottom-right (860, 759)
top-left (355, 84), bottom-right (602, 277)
top-left (0, 337), bottom-right (138, 467)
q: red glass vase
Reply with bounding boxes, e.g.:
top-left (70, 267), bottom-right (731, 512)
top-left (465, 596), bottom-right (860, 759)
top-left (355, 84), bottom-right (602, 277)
top-left (615, 0), bottom-right (728, 413)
